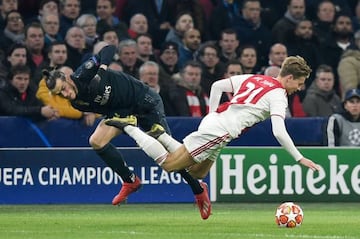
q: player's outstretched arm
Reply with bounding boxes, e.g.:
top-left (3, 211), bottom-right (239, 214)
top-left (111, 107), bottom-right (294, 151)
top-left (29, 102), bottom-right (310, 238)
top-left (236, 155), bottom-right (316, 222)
top-left (271, 115), bottom-right (320, 171)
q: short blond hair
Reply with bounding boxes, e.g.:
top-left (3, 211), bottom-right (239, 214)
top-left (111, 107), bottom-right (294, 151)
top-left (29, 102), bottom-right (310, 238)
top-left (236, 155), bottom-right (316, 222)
top-left (279, 55), bottom-right (312, 79)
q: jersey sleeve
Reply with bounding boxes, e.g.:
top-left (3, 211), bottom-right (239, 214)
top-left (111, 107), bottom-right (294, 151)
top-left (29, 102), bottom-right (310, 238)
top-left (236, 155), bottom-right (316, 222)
top-left (267, 88), bottom-right (288, 118)
top-left (271, 115), bottom-right (303, 161)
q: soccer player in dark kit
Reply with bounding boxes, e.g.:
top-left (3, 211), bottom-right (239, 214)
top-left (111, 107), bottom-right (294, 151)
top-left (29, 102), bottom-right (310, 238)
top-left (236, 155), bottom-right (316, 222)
top-left (42, 44), bottom-right (211, 219)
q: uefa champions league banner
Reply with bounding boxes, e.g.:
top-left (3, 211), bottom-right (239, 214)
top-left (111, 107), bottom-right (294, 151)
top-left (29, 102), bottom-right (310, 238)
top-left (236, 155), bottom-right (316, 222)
top-left (0, 148), bottom-right (198, 204)
top-left (212, 147), bottom-right (360, 202)
top-left (1, 147), bottom-right (359, 204)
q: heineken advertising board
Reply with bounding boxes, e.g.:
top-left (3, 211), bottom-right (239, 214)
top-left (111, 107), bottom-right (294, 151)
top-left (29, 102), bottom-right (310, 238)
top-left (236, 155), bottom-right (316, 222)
top-left (212, 147), bottom-right (360, 202)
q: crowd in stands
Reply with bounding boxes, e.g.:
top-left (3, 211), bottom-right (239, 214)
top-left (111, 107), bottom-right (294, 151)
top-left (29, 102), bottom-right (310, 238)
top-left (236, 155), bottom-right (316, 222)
top-left (0, 0), bottom-right (359, 146)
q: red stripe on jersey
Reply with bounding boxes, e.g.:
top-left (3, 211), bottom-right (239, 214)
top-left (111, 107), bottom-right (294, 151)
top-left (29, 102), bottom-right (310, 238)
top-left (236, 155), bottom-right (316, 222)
top-left (190, 133), bottom-right (230, 158)
top-left (216, 75), bottom-right (283, 113)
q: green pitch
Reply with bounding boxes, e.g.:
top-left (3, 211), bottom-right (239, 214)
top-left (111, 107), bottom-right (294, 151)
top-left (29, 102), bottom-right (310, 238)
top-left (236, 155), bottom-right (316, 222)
top-left (0, 203), bottom-right (359, 239)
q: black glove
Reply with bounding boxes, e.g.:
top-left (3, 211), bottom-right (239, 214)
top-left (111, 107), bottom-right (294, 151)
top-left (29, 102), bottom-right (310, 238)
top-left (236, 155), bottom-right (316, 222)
top-left (98, 45), bottom-right (117, 65)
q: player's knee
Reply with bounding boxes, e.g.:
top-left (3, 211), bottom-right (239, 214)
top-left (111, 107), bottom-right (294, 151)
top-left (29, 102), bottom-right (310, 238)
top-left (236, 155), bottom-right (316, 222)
top-left (89, 134), bottom-right (105, 149)
top-left (161, 164), bottom-right (175, 173)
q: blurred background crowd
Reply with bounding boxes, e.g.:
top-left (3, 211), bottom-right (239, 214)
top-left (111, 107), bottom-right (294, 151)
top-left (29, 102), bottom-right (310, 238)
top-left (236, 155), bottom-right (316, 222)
top-left (0, 0), bottom-right (359, 137)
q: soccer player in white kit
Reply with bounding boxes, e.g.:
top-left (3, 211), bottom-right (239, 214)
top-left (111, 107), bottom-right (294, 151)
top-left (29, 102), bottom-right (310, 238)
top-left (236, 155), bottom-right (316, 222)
top-left (105, 56), bottom-right (321, 218)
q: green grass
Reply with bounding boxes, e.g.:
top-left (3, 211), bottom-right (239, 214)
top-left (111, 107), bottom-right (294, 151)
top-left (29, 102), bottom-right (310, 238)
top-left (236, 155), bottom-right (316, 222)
top-left (0, 203), bottom-right (359, 239)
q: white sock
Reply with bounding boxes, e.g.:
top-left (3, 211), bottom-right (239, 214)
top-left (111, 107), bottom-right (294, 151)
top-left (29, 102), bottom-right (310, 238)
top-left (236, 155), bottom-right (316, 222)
top-left (124, 125), bottom-right (168, 162)
top-left (157, 133), bottom-right (182, 152)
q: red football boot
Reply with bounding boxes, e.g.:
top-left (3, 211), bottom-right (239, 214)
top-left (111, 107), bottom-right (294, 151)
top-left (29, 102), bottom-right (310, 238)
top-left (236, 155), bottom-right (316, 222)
top-left (195, 182), bottom-right (212, 220)
top-left (112, 176), bottom-right (142, 205)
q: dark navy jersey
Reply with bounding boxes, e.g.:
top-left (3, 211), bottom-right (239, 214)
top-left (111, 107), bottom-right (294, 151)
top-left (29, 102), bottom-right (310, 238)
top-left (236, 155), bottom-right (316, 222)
top-left (68, 45), bottom-right (170, 132)
top-left (71, 67), bottom-right (149, 116)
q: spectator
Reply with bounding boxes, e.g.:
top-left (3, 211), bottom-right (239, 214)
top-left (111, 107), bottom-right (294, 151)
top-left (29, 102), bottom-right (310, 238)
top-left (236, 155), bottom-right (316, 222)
top-left (0, 0), bottom-right (18, 31)
top-left (114, 0), bottom-right (128, 20)
top-left (319, 13), bottom-right (356, 93)
top-left (306, 0), bottom-right (351, 21)
top-left (236, 45), bottom-right (256, 75)
top-left (312, 0), bottom-right (336, 45)
top-left (170, 0), bottom-right (207, 40)
top-left (24, 22), bottom-right (46, 76)
top-left (326, 88), bottom-right (360, 146)
top-left (41, 12), bottom-right (62, 49)
top-left (197, 42), bottom-right (225, 96)
top-left (100, 26), bottom-right (119, 47)
top-left (136, 33), bottom-right (156, 64)
top-left (58, 0), bottom-right (81, 39)
top-left (64, 26), bottom-right (90, 69)
top-left (157, 41), bottom-right (180, 115)
top-left (165, 12), bottom-right (194, 48)
top-left (352, 0), bottom-right (360, 32)
top-left (302, 64), bottom-right (342, 117)
top-left (264, 65), bottom-right (280, 77)
top-left (157, 41), bottom-right (179, 87)
top-left (0, 42), bottom-right (27, 88)
top-left (172, 61), bottom-right (209, 117)
top-left (25, 0), bottom-right (59, 25)
top-left (0, 10), bottom-right (24, 51)
top-left (178, 27), bottom-right (201, 69)
top-left (0, 64), bottom-right (58, 121)
top-left (208, 0), bottom-right (241, 40)
top-left (76, 13), bottom-right (98, 49)
top-left (122, 0), bottom-right (173, 49)
top-left (217, 28), bottom-right (239, 64)
top-left (96, 0), bottom-right (128, 41)
top-left (260, 43), bottom-right (288, 73)
top-left (117, 38), bottom-right (142, 78)
top-left (233, 0), bottom-right (272, 68)
top-left (36, 65), bottom-right (85, 120)
top-left (286, 18), bottom-right (323, 90)
top-left (33, 41), bottom-right (67, 84)
top-left (272, 0), bottom-right (306, 44)
top-left (139, 61), bottom-right (160, 92)
top-left (337, 29), bottom-right (360, 99)
top-left (127, 13), bottom-right (148, 39)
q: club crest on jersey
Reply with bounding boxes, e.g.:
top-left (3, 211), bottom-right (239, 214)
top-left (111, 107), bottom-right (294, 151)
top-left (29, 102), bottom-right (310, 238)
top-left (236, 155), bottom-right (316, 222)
top-left (85, 60), bottom-right (94, 69)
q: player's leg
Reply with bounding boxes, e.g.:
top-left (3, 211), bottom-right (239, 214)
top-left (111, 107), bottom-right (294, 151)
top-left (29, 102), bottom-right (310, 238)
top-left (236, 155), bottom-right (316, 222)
top-left (89, 119), bottom-right (141, 205)
top-left (187, 160), bottom-right (214, 179)
top-left (140, 97), bottom-right (212, 219)
top-left (105, 119), bottom-right (212, 219)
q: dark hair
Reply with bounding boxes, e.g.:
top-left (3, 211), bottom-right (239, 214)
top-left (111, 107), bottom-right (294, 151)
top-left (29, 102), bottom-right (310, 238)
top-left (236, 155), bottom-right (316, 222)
top-left (316, 64), bottom-right (333, 74)
top-left (46, 40), bottom-right (66, 54)
top-left (24, 22), bottom-right (44, 38)
top-left (181, 60), bottom-right (202, 74)
top-left (4, 10), bottom-right (22, 26)
top-left (8, 65), bottom-right (31, 80)
top-left (198, 42), bottom-right (220, 58)
top-left (42, 69), bottom-right (65, 91)
top-left (4, 43), bottom-right (28, 66)
top-left (135, 33), bottom-right (153, 42)
top-left (40, 0), bottom-right (59, 9)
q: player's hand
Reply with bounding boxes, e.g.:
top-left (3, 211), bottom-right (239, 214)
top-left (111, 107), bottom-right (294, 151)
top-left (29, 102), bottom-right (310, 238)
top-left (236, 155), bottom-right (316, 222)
top-left (41, 106), bottom-right (59, 120)
top-left (298, 157), bottom-right (320, 171)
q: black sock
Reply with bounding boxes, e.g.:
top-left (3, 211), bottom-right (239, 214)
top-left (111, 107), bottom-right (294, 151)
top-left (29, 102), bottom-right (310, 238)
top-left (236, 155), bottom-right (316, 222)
top-left (95, 143), bottom-right (135, 183)
top-left (178, 169), bottom-right (203, 195)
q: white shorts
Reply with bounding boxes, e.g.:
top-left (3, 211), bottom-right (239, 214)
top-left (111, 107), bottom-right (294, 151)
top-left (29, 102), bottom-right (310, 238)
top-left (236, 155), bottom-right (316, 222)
top-left (183, 113), bottom-right (232, 163)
